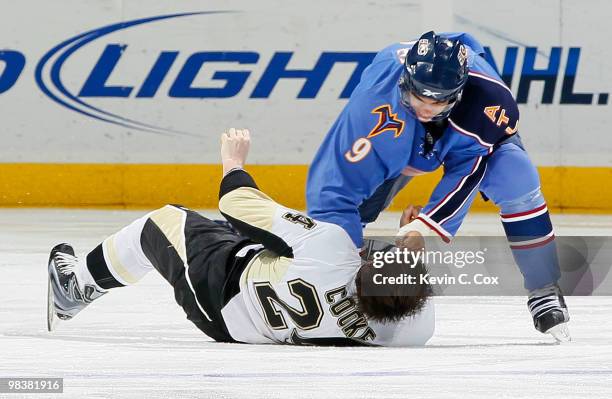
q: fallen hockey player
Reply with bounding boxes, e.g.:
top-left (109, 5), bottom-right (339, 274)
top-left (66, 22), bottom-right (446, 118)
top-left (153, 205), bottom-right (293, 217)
top-left (47, 128), bottom-right (434, 346)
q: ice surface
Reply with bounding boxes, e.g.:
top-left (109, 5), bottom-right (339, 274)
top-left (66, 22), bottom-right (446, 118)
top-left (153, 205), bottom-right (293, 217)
top-left (1, 209), bottom-right (611, 399)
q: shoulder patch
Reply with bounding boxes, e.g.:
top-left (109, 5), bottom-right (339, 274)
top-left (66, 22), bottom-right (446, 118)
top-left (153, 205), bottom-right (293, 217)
top-left (449, 72), bottom-right (520, 147)
top-left (367, 105), bottom-right (405, 139)
top-left (482, 105), bottom-right (519, 135)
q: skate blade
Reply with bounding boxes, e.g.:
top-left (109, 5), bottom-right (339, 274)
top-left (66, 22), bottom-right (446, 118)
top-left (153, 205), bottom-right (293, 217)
top-left (47, 275), bottom-right (58, 332)
top-left (47, 275), bottom-right (61, 332)
top-left (547, 323), bottom-right (571, 343)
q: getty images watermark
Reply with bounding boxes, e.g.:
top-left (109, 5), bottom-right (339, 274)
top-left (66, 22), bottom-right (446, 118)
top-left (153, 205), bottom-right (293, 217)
top-left (359, 236), bottom-right (612, 296)
top-left (371, 246), bottom-right (499, 286)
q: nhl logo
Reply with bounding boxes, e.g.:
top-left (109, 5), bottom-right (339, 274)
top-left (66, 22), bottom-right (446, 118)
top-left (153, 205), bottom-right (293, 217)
top-left (457, 44), bottom-right (467, 66)
top-left (417, 39), bottom-right (429, 56)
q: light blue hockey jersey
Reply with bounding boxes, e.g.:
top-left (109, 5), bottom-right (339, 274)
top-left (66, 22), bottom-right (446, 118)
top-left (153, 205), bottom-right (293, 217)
top-left (307, 33), bottom-right (519, 247)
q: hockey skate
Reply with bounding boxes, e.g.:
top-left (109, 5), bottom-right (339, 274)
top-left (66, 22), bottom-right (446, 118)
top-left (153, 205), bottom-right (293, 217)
top-left (47, 243), bottom-right (105, 332)
top-left (528, 284), bottom-right (571, 343)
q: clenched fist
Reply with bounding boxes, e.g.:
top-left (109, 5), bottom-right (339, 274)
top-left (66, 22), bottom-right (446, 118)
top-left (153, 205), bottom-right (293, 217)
top-left (221, 128), bottom-right (251, 175)
top-left (397, 204), bottom-right (425, 252)
top-left (399, 204), bottom-right (423, 228)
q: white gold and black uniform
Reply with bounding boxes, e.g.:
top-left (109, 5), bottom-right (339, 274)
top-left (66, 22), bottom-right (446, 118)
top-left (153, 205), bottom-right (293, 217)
top-left (86, 169), bottom-right (434, 346)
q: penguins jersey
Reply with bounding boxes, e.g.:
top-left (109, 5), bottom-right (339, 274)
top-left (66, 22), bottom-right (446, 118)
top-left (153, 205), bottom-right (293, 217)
top-left (307, 32), bottom-right (520, 248)
top-left (218, 169), bottom-right (435, 346)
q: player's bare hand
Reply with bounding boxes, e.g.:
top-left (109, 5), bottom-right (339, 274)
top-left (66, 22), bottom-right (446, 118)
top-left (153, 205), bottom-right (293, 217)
top-left (221, 128), bottom-right (251, 175)
top-left (399, 205), bottom-right (422, 227)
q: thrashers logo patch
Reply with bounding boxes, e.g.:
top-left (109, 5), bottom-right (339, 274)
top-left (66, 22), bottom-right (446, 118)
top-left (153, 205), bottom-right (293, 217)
top-left (367, 105), bottom-right (405, 139)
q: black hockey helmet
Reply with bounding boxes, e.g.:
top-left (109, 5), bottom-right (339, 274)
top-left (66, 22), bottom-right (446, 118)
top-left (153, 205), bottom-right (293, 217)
top-left (399, 31), bottom-right (469, 120)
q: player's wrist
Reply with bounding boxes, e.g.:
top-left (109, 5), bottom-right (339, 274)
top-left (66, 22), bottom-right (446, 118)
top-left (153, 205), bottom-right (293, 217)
top-left (222, 160), bottom-right (244, 176)
top-left (397, 218), bottom-right (433, 238)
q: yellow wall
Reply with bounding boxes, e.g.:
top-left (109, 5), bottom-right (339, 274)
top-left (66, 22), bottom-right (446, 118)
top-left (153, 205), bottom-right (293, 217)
top-left (0, 163), bottom-right (610, 212)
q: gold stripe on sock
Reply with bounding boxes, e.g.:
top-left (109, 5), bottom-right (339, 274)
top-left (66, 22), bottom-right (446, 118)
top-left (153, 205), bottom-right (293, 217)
top-left (102, 234), bottom-right (139, 285)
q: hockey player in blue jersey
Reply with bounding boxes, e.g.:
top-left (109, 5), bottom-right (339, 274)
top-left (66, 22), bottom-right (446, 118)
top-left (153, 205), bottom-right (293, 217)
top-left (307, 31), bottom-right (570, 341)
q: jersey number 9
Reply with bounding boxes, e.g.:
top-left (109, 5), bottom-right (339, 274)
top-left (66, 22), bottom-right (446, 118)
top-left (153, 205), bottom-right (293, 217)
top-left (345, 137), bottom-right (372, 163)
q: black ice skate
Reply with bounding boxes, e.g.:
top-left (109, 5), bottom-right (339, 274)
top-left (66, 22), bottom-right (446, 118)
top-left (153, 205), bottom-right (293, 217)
top-left (527, 284), bottom-right (571, 342)
top-left (47, 243), bottom-right (105, 331)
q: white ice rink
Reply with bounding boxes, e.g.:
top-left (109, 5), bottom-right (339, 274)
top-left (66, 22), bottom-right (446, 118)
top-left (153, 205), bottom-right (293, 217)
top-left (1, 209), bottom-right (611, 399)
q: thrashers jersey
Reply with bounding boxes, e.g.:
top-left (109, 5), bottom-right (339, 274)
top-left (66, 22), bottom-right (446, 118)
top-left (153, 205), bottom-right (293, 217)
top-left (218, 169), bottom-right (434, 346)
top-left (307, 32), bottom-right (520, 247)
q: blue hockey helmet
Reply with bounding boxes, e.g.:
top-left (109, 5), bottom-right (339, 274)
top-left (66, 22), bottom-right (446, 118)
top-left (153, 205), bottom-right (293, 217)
top-left (399, 31), bottom-right (469, 120)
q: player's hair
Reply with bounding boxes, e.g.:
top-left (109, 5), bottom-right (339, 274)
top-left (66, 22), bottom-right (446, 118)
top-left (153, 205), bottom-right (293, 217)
top-left (353, 252), bottom-right (432, 324)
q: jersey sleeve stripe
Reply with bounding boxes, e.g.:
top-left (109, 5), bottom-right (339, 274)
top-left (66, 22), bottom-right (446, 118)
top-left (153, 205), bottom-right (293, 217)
top-left (438, 162), bottom-right (488, 226)
top-left (448, 118), bottom-right (494, 152)
top-left (414, 214), bottom-right (452, 243)
top-left (424, 155), bottom-right (487, 233)
top-left (468, 71), bottom-right (513, 95)
top-left (426, 155), bottom-right (484, 217)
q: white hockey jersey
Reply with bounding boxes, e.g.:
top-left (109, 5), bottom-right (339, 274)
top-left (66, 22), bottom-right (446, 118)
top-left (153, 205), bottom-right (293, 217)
top-left (218, 170), bottom-right (434, 346)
